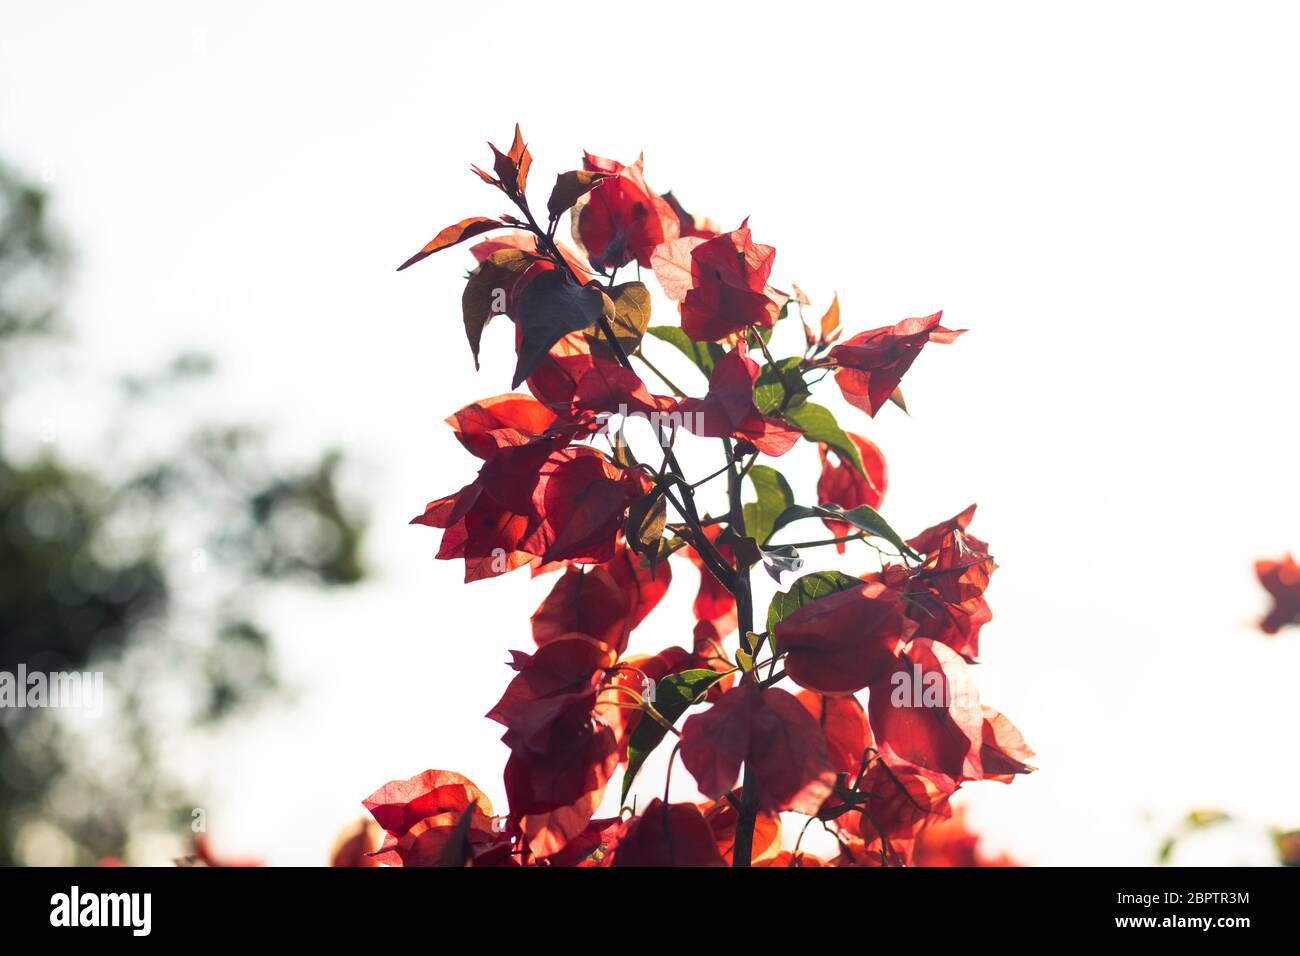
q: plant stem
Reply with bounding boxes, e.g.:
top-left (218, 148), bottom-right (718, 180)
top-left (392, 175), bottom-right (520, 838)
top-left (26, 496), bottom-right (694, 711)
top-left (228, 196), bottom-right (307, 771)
top-left (725, 438), bottom-right (760, 868)
top-left (776, 531), bottom-right (867, 549)
top-left (511, 203), bottom-right (735, 591)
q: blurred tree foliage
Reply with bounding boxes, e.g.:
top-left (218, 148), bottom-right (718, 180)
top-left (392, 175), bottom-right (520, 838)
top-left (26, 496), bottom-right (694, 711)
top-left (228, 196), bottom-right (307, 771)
top-left (0, 161), bottom-right (367, 864)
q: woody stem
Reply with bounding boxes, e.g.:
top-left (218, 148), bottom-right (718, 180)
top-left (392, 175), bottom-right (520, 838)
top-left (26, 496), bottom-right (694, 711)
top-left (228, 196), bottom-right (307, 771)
top-left (725, 438), bottom-right (760, 868)
top-left (511, 204), bottom-right (735, 591)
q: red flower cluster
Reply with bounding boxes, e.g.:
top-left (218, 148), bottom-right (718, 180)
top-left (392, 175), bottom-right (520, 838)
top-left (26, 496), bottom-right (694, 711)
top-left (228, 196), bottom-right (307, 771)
top-left (376, 127), bottom-right (1032, 866)
top-left (1256, 553), bottom-right (1300, 635)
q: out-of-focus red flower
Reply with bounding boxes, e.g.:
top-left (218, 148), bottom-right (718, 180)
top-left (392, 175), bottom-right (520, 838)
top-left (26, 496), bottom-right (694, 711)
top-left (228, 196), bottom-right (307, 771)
top-left (329, 818), bottom-right (384, 867)
top-left (816, 434), bottom-right (888, 552)
top-left (699, 797), bottom-right (782, 865)
top-left (680, 682), bottom-right (835, 815)
top-left (571, 152), bottom-right (679, 271)
top-left (829, 312), bottom-right (963, 417)
top-left (910, 807), bottom-right (1021, 867)
top-left (775, 580), bottom-right (914, 695)
top-left (674, 342), bottom-right (800, 455)
top-left (183, 835), bottom-right (263, 868)
top-left (757, 850), bottom-right (828, 867)
top-left (1257, 553), bottom-right (1300, 634)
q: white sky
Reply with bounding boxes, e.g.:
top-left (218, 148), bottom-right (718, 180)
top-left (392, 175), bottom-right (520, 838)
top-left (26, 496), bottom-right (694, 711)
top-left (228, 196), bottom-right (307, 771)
top-left (3, 0), bottom-right (1299, 865)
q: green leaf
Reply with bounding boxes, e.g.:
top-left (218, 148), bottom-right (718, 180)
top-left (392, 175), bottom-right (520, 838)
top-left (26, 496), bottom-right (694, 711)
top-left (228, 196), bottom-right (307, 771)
top-left (742, 465), bottom-right (795, 545)
top-left (512, 271), bottom-right (612, 388)
top-left (621, 668), bottom-right (729, 804)
top-left (784, 401), bottom-right (867, 479)
top-left (645, 326), bottom-right (725, 378)
top-left (766, 570), bottom-right (862, 633)
top-left (769, 502), bottom-right (919, 559)
top-left (753, 357), bottom-right (808, 415)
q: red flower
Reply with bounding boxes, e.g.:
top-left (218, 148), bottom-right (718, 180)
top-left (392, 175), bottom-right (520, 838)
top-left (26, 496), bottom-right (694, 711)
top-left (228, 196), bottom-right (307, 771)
top-left (674, 342), bottom-right (800, 455)
top-left (1257, 553), bottom-right (1300, 634)
top-left (530, 542), bottom-right (671, 655)
top-left (699, 798), bottom-right (783, 865)
top-left (774, 580), bottom-right (914, 695)
top-left (446, 393), bottom-right (559, 459)
top-left (530, 565), bottom-right (634, 654)
top-left (650, 221), bottom-right (786, 341)
top-left (571, 152), bottom-right (678, 271)
top-left (797, 690), bottom-right (873, 777)
top-left (660, 191), bottom-right (722, 240)
top-left (413, 443), bottom-right (647, 582)
top-left (521, 447), bottom-right (651, 565)
top-left (829, 312), bottom-right (964, 417)
top-left (526, 329), bottom-right (671, 420)
top-left (487, 635), bottom-right (616, 756)
top-left (979, 705), bottom-right (1037, 782)
top-left (885, 505), bottom-right (996, 661)
top-left (866, 639), bottom-right (985, 783)
top-left (680, 682), bottom-right (835, 815)
top-left (361, 770), bottom-right (509, 867)
top-left (816, 433), bottom-right (888, 552)
top-left (410, 438), bottom-right (565, 582)
top-left (909, 807), bottom-right (1021, 867)
top-left (604, 800), bottom-right (726, 867)
top-left (692, 619), bottom-right (736, 702)
top-left (836, 756), bottom-right (958, 867)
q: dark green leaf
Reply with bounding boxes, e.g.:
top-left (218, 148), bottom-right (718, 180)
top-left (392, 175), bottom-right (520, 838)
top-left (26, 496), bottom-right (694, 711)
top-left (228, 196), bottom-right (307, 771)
top-left (461, 248), bottom-right (529, 370)
top-left (547, 170), bottom-right (610, 219)
top-left (512, 271), bottom-right (613, 388)
top-left (769, 502), bottom-right (919, 559)
top-left (765, 570), bottom-right (862, 633)
top-left (621, 668), bottom-right (729, 803)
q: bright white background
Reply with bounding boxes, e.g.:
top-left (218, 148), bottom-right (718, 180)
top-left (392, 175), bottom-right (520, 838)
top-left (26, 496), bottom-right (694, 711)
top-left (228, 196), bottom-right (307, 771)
top-left (2, 0), bottom-right (1298, 865)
